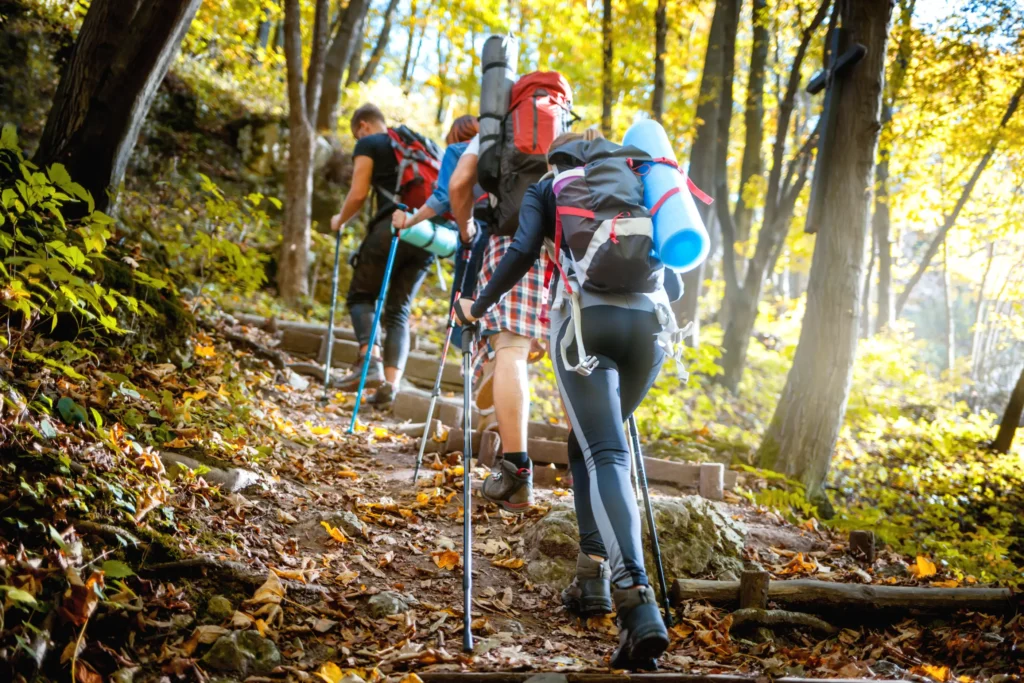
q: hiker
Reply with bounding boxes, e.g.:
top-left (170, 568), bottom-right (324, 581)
top-left (448, 135), bottom-right (549, 512)
top-left (329, 104), bottom-right (437, 406)
top-left (391, 115), bottom-right (488, 314)
top-left (455, 132), bottom-right (685, 669)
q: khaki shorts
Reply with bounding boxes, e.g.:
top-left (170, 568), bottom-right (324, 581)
top-left (491, 331), bottom-right (532, 352)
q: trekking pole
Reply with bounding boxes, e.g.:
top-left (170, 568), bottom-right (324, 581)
top-left (347, 207), bottom-right (407, 434)
top-left (320, 227), bottom-right (345, 405)
top-left (460, 322), bottom-right (478, 653)
top-left (413, 247), bottom-right (473, 484)
top-left (627, 415), bottom-right (673, 627)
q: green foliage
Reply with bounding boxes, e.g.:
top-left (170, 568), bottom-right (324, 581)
top-left (0, 125), bottom-right (161, 351)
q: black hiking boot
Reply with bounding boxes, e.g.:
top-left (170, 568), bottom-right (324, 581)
top-left (561, 552), bottom-right (612, 617)
top-left (368, 381), bottom-right (396, 407)
top-left (481, 457), bottom-right (533, 512)
top-left (609, 585), bottom-right (669, 671)
top-left (334, 355), bottom-right (384, 392)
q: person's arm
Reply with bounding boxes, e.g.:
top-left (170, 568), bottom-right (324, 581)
top-left (460, 183), bottom-right (548, 320)
top-left (449, 152), bottom-right (478, 244)
top-left (392, 204), bottom-right (437, 230)
top-left (331, 155), bottom-right (373, 232)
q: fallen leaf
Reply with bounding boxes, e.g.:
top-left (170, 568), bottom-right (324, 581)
top-left (249, 572), bottom-right (285, 605)
top-left (60, 571), bottom-right (104, 626)
top-left (379, 551), bottom-right (395, 568)
top-left (930, 579), bottom-right (960, 588)
top-left (321, 521), bottom-right (350, 544)
top-left (910, 555), bottom-right (937, 579)
top-left (491, 557), bottom-right (524, 570)
top-left (315, 662), bottom-right (344, 683)
top-left (195, 344), bottom-right (216, 358)
top-left (432, 550), bottom-right (459, 571)
top-left (910, 664), bottom-right (951, 682)
top-left (272, 567), bottom-right (307, 583)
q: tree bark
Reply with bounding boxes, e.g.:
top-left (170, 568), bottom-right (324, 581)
top-left (601, 0), bottom-right (614, 136)
top-left (346, 14), bottom-right (367, 87)
top-left (992, 368), bottom-right (1024, 454)
top-left (942, 237), bottom-right (955, 372)
top-left (316, 0), bottom-right (371, 130)
top-left (860, 229), bottom-right (876, 339)
top-left (716, 0), bottom-right (829, 392)
top-left (678, 1), bottom-right (730, 347)
top-left (970, 241), bottom-right (995, 380)
top-left (755, 0), bottom-right (891, 506)
top-left (652, 0), bottom-right (668, 122)
top-left (400, 0), bottom-right (419, 85)
top-left (875, 0), bottom-right (915, 331)
top-left (894, 82), bottom-right (1023, 316)
top-left (733, 0), bottom-right (769, 254)
top-left (33, 0), bottom-right (201, 214)
top-left (359, 0), bottom-right (401, 83)
top-left (278, 0), bottom-right (331, 304)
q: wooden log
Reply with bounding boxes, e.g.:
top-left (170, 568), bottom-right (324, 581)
top-left (672, 578), bottom-right (1019, 615)
top-left (729, 608), bottom-right (837, 634)
top-left (698, 462), bottom-right (725, 500)
top-left (739, 570), bottom-right (770, 609)
top-left (392, 419), bottom-right (443, 438)
top-left (848, 530), bottom-right (876, 563)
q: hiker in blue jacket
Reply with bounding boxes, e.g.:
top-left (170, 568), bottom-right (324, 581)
top-left (454, 131), bottom-right (683, 670)
top-left (391, 115), bottom-right (488, 317)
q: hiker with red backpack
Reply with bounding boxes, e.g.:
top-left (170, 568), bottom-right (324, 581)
top-left (329, 104), bottom-right (443, 407)
top-left (448, 67), bottom-right (576, 512)
top-left (455, 132), bottom-right (690, 670)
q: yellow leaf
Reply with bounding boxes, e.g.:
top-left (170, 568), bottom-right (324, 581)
top-left (415, 492), bottom-right (430, 505)
top-left (336, 569), bottom-right (359, 585)
top-left (372, 426), bottom-right (390, 439)
top-left (910, 664), bottom-right (950, 682)
top-left (310, 425), bottom-right (333, 436)
top-left (249, 572), bottom-right (285, 604)
top-left (910, 555), bottom-right (937, 579)
top-left (315, 662), bottom-right (344, 683)
top-left (195, 344), bottom-right (216, 358)
top-left (491, 557), bottom-right (524, 570)
top-left (930, 579), bottom-right (960, 588)
top-left (552, 488), bottom-right (571, 497)
top-left (254, 618), bottom-right (267, 636)
top-left (336, 470), bottom-right (360, 480)
top-left (162, 437), bottom-right (189, 449)
top-left (321, 521), bottom-right (349, 544)
top-left (399, 675), bottom-right (424, 683)
top-left (271, 567), bottom-right (307, 583)
top-left (184, 389), bottom-right (208, 400)
top-left (432, 550), bottom-right (459, 570)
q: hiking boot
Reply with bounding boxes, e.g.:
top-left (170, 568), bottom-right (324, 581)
top-left (561, 552), bottom-right (612, 617)
top-left (609, 585), bottom-right (669, 671)
top-left (481, 457), bottom-right (533, 512)
top-left (334, 355), bottom-right (384, 392)
top-left (368, 381), bottom-right (396, 407)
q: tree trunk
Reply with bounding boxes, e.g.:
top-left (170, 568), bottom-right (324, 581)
top-left (678, 0), bottom-right (729, 347)
top-left (733, 0), bottom-right (769, 255)
top-left (992, 368), bottom-right (1024, 454)
top-left (316, 0), bottom-right (371, 130)
top-left (346, 15), bottom-right (366, 87)
top-left (894, 82), bottom-right (1023, 316)
top-left (601, 0), bottom-right (614, 136)
top-left (942, 238), bottom-right (955, 372)
top-left (400, 0), bottom-right (419, 86)
top-left (278, 0), bottom-right (331, 304)
top-left (755, 0), bottom-right (890, 506)
top-left (33, 0), bottom-right (201, 214)
top-left (716, 0), bottom-right (829, 391)
top-left (359, 0), bottom-right (401, 83)
top-left (970, 241), bottom-right (995, 380)
top-left (861, 230), bottom-right (875, 339)
top-left (434, 33), bottom-right (450, 125)
top-left (652, 0), bottom-right (668, 122)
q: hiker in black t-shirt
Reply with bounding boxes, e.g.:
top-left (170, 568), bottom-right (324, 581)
top-left (329, 104), bottom-right (434, 406)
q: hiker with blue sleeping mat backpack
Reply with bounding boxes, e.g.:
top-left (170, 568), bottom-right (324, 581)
top-left (328, 103), bottom-right (445, 407)
top-left (454, 132), bottom-right (693, 670)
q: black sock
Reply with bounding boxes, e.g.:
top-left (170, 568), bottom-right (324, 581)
top-left (504, 451), bottom-right (531, 470)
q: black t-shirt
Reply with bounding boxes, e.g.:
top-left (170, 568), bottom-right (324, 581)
top-left (353, 132), bottom-right (399, 199)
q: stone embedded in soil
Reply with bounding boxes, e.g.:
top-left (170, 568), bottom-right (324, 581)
top-left (206, 595), bottom-right (234, 621)
top-left (326, 510), bottom-right (366, 538)
top-left (523, 498), bottom-right (747, 591)
top-left (368, 591), bottom-right (409, 617)
top-left (201, 630), bottom-right (281, 675)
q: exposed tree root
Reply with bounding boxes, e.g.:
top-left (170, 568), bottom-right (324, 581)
top-left (73, 520), bottom-right (146, 548)
top-left (199, 319), bottom-right (288, 369)
top-left (139, 557), bottom-right (327, 597)
top-left (729, 607), bottom-right (837, 634)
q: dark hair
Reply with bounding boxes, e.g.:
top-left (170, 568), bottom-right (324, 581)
top-left (446, 115), bottom-right (480, 145)
top-left (350, 103), bottom-right (386, 134)
top-left (547, 132), bottom-right (585, 163)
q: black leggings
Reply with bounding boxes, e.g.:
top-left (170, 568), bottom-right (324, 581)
top-left (347, 214), bottom-right (433, 371)
top-left (552, 304), bottom-right (664, 589)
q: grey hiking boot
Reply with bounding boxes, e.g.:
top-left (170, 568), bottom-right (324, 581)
top-left (368, 381), bottom-right (396, 407)
top-left (481, 457), bottom-right (533, 512)
top-left (334, 355), bottom-right (384, 392)
top-left (561, 552), bottom-right (612, 616)
top-left (610, 585), bottom-right (669, 671)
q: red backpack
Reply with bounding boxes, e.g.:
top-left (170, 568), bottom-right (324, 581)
top-left (491, 72), bottom-right (575, 236)
top-left (385, 125), bottom-right (442, 210)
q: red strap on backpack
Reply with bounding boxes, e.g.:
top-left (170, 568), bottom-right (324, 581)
top-left (627, 157), bottom-right (714, 208)
top-left (539, 208), bottom-right (578, 325)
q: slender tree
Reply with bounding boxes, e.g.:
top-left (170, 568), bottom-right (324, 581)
top-left (970, 241), bottom-right (996, 379)
top-left (601, 0), bottom-right (614, 135)
top-left (277, 0), bottom-right (331, 303)
top-left (894, 82), bottom-right (1023, 316)
top-left (992, 368), bottom-right (1024, 454)
top-left (652, 0), bottom-right (668, 122)
top-left (33, 0), bottom-right (201, 214)
top-left (755, 0), bottom-right (892, 509)
top-left (733, 0), bottom-right (769, 255)
top-left (346, 16), bottom-right (367, 87)
top-left (316, 0), bottom-right (371, 131)
top-left (360, 0), bottom-right (402, 83)
top-left (715, 0), bottom-right (830, 392)
top-left (942, 238), bottom-right (955, 371)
